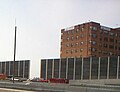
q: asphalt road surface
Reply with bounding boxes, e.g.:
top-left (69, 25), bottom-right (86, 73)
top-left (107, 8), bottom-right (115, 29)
top-left (0, 88), bottom-right (59, 92)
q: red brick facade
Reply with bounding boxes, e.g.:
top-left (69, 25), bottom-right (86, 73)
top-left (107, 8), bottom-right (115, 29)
top-left (60, 22), bottom-right (120, 58)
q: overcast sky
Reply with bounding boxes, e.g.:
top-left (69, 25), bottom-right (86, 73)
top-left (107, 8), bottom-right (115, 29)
top-left (0, 0), bottom-right (120, 78)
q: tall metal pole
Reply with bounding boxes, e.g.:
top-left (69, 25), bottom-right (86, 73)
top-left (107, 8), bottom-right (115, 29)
top-left (13, 24), bottom-right (17, 83)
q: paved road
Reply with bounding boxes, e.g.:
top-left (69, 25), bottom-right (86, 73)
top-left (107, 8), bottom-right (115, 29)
top-left (0, 88), bottom-right (34, 92)
top-left (0, 88), bottom-right (58, 92)
top-left (0, 80), bottom-right (120, 92)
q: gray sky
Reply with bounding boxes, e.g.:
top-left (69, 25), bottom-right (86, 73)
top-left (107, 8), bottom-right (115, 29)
top-left (0, 0), bottom-right (120, 78)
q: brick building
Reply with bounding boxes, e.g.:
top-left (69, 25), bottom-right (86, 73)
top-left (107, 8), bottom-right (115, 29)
top-left (60, 22), bottom-right (120, 58)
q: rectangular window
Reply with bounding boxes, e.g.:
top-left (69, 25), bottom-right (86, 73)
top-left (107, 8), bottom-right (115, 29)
top-left (91, 48), bottom-right (97, 52)
top-left (109, 45), bottom-right (114, 49)
top-left (66, 50), bottom-right (68, 54)
top-left (92, 34), bottom-right (97, 38)
top-left (92, 41), bottom-right (97, 45)
top-left (80, 49), bottom-right (83, 52)
top-left (104, 37), bottom-right (108, 42)
top-left (91, 26), bottom-right (97, 31)
top-left (80, 42), bottom-right (84, 45)
top-left (67, 37), bottom-right (69, 41)
top-left (110, 39), bottom-right (114, 42)
top-left (71, 37), bottom-right (74, 40)
top-left (71, 43), bottom-right (74, 47)
top-left (109, 32), bottom-right (114, 36)
top-left (103, 44), bottom-right (108, 48)
top-left (76, 36), bottom-right (79, 39)
top-left (80, 34), bottom-right (84, 38)
top-left (76, 43), bottom-right (78, 46)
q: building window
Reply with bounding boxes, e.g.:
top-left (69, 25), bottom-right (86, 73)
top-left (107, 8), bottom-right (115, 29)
top-left (66, 44), bottom-right (69, 47)
top-left (109, 52), bottom-right (113, 55)
top-left (92, 34), bottom-right (97, 38)
top-left (103, 44), bottom-right (108, 48)
top-left (90, 26), bottom-right (97, 31)
top-left (102, 51), bottom-right (108, 55)
top-left (80, 49), bottom-right (83, 52)
top-left (75, 49), bottom-right (79, 53)
top-left (104, 37), bottom-right (108, 42)
top-left (103, 31), bottom-right (109, 35)
top-left (100, 38), bottom-right (102, 41)
top-left (110, 39), bottom-right (114, 42)
top-left (115, 46), bottom-right (117, 50)
top-left (67, 31), bottom-right (70, 34)
top-left (109, 45), bottom-right (114, 49)
top-left (115, 33), bottom-right (118, 37)
top-left (66, 50), bottom-right (69, 54)
top-left (67, 37), bottom-right (69, 41)
top-left (119, 47), bottom-right (120, 50)
top-left (71, 37), bottom-right (74, 40)
top-left (80, 42), bottom-right (84, 45)
top-left (92, 41), bottom-right (97, 45)
top-left (80, 34), bottom-right (84, 38)
top-left (115, 40), bottom-right (117, 44)
top-left (99, 43), bottom-right (102, 47)
top-left (98, 50), bottom-right (102, 54)
top-left (71, 50), bottom-right (74, 54)
top-left (76, 36), bottom-right (79, 40)
top-left (71, 30), bottom-right (74, 34)
top-left (76, 29), bottom-right (79, 33)
top-left (71, 43), bottom-right (74, 47)
top-left (89, 40), bottom-right (92, 43)
top-left (92, 48), bottom-right (97, 52)
top-left (81, 28), bottom-right (84, 31)
top-left (109, 32), bottom-right (114, 36)
top-left (76, 43), bottom-right (79, 46)
top-left (90, 26), bottom-right (92, 30)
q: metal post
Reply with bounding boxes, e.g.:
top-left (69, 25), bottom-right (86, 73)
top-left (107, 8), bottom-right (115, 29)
top-left (13, 25), bottom-right (17, 83)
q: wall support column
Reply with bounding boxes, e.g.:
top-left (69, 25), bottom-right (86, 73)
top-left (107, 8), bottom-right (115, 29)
top-left (89, 57), bottom-right (92, 80)
top-left (73, 58), bottom-right (76, 80)
top-left (117, 56), bottom-right (119, 79)
top-left (107, 56), bottom-right (110, 79)
top-left (81, 57), bottom-right (83, 80)
top-left (45, 59), bottom-right (48, 80)
top-left (98, 57), bottom-right (100, 80)
top-left (66, 58), bottom-right (68, 79)
top-left (52, 59), bottom-right (54, 78)
top-left (59, 59), bottom-right (61, 78)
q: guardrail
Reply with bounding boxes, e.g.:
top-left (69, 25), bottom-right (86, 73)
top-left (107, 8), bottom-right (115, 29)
top-left (0, 81), bottom-right (120, 92)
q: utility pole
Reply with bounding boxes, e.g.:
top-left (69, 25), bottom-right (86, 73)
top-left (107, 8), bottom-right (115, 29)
top-left (13, 21), bottom-right (17, 83)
